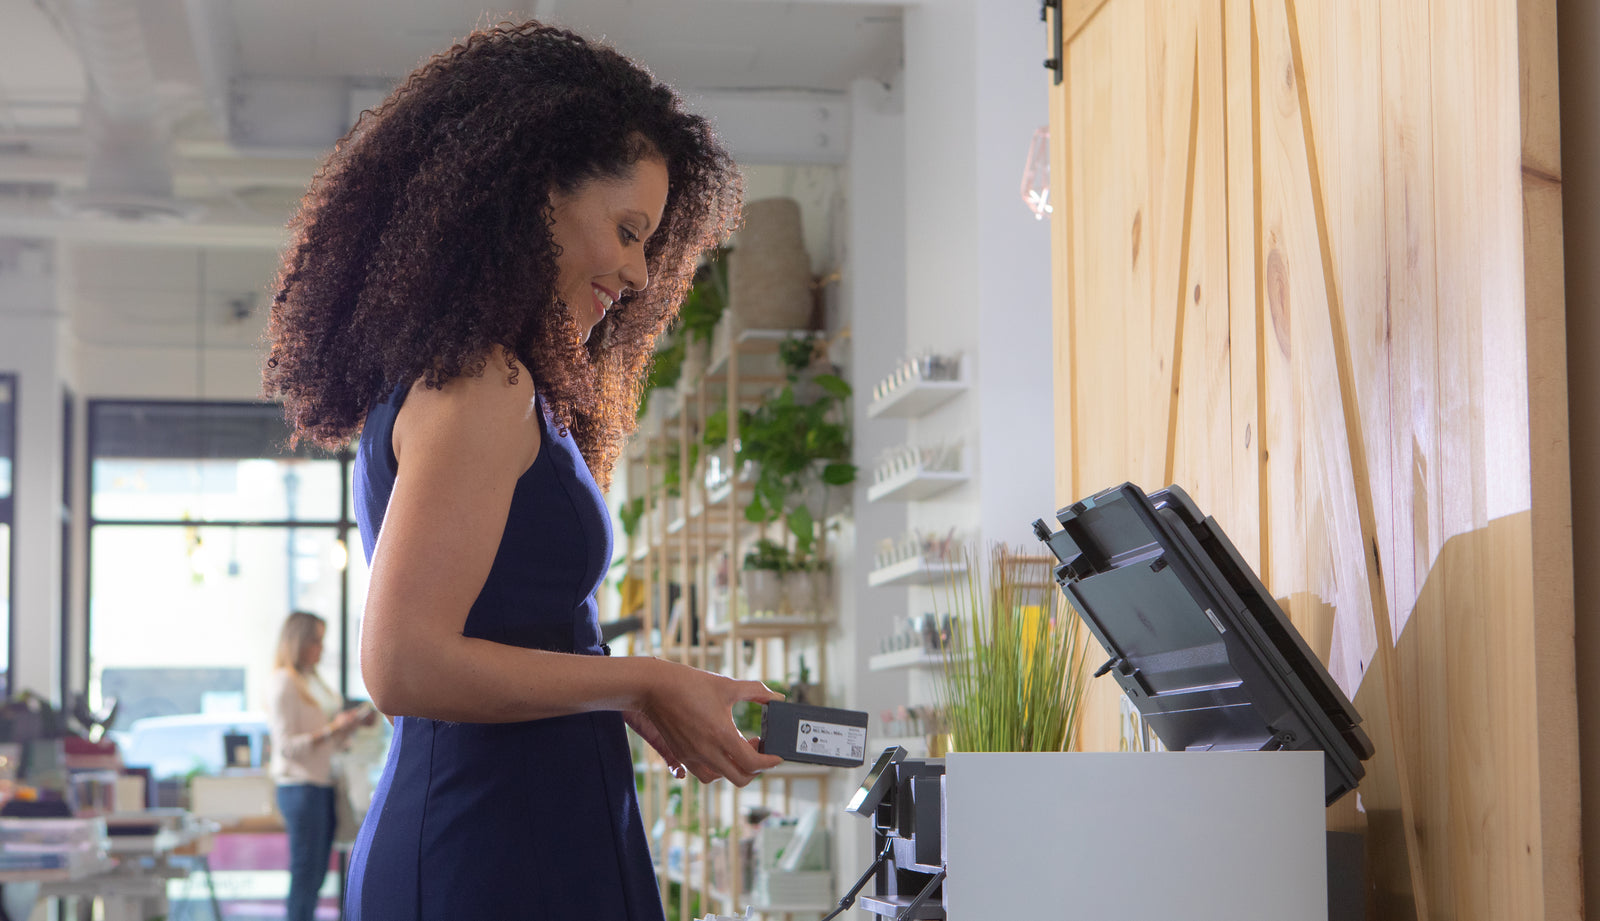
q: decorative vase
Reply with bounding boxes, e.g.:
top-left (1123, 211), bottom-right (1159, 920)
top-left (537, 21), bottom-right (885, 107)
top-left (742, 569), bottom-right (784, 615)
top-left (679, 337), bottom-right (708, 391)
top-left (784, 567), bottom-right (829, 615)
top-left (729, 197), bottom-right (814, 331)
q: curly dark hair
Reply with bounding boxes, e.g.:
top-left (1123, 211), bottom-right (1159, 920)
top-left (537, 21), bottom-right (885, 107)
top-left (263, 20), bottom-right (741, 489)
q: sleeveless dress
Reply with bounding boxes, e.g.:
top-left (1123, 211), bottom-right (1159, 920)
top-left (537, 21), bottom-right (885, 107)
top-left (346, 385), bottom-right (663, 921)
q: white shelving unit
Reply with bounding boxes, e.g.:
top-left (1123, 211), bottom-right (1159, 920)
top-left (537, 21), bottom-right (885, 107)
top-left (866, 556), bottom-right (966, 588)
top-left (867, 647), bottom-right (949, 671)
top-left (865, 467), bottom-right (967, 503)
top-left (866, 377), bottom-right (966, 419)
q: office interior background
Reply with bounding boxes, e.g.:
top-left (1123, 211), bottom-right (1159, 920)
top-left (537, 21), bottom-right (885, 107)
top-left (0, 0), bottom-right (1598, 919)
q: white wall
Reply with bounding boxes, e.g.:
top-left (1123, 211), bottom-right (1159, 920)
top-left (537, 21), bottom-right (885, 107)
top-left (889, 0), bottom-right (1058, 719)
top-left (901, 0), bottom-right (1055, 550)
top-left (835, 73), bottom-right (909, 887)
top-left (972, 6), bottom-right (1056, 549)
top-left (901, 0), bottom-right (983, 547)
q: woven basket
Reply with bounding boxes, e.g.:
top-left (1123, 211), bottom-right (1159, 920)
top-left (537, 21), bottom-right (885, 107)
top-left (729, 197), bottom-right (814, 331)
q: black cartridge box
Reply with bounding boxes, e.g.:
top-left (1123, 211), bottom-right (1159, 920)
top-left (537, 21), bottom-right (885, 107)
top-left (760, 701), bottom-right (869, 767)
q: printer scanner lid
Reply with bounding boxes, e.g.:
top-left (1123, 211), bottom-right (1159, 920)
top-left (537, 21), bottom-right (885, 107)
top-left (1033, 482), bottom-right (1373, 805)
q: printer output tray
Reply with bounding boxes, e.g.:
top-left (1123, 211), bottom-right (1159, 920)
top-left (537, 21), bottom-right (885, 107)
top-left (1035, 482), bottom-right (1374, 805)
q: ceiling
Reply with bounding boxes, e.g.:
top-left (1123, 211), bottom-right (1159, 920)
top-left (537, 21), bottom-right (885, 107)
top-left (0, 0), bottom-right (902, 357)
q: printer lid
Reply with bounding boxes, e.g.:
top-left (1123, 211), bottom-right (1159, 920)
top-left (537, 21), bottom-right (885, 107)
top-left (1033, 482), bottom-right (1373, 805)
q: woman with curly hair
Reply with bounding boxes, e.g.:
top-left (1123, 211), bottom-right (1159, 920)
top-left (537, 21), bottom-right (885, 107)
top-left (263, 20), bottom-right (783, 920)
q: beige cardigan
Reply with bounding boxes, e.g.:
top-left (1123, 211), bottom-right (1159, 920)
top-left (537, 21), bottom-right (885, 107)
top-left (267, 669), bottom-right (340, 786)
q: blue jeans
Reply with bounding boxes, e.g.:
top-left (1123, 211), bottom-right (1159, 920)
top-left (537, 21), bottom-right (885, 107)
top-left (277, 783), bottom-right (335, 921)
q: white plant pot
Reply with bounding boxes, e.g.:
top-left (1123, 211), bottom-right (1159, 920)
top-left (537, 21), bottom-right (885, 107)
top-left (784, 568), bottom-right (830, 615)
top-left (742, 569), bottom-right (784, 615)
top-left (679, 338), bottom-right (708, 391)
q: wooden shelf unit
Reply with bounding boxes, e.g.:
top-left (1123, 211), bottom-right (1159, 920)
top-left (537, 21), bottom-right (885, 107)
top-left (624, 315), bottom-right (843, 920)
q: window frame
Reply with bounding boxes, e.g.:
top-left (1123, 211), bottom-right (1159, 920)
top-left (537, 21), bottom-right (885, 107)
top-left (82, 398), bottom-right (359, 703)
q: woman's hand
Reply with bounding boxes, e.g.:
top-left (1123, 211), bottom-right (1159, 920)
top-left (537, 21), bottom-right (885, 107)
top-left (325, 706), bottom-right (369, 742)
top-left (636, 660), bottom-right (785, 786)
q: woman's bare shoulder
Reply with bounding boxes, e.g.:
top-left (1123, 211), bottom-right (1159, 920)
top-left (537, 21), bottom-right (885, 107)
top-left (393, 347), bottom-right (542, 473)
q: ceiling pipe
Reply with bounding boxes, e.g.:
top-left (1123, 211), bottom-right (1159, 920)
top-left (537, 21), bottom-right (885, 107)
top-left (56, 0), bottom-right (197, 220)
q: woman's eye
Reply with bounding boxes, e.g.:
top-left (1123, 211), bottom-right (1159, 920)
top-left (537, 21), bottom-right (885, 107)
top-left (620, 226), bottom-right (640, 245)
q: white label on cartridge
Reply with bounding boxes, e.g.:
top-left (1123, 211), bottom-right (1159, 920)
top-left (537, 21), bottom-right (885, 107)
top-left (794, 720), bottom-right (867, 761)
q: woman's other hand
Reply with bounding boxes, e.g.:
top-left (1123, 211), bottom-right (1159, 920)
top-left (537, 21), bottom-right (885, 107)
top-left (637, 661), bottom-right (784, 786)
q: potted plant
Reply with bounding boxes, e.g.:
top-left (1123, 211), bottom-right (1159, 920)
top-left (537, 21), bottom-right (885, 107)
top-left (618, 496), bottom-right (645, 542)
top-left (730, 336), bottom-right (856, 564)
top-left (741, 537), bottom-right (792, 614)
top-left (676, 253), bottom-right (729, 385)
top-left (652, 441), bottom-right (699, 499)
top-left (935, 544), bottom-right (1091, 753)
top-left (637, 332), bottom-right (686, 420)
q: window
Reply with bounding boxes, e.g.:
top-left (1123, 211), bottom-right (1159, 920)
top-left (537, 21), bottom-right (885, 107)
top-left (86, 401), bottom-right (366, 750)
top-left (87, 400), bottom-right (371, 917)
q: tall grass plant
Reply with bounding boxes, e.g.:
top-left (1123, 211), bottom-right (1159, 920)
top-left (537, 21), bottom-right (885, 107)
top-left (936, 544), bottom-right (1091, 753)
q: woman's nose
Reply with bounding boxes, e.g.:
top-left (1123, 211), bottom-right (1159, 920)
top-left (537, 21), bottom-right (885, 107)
top-left (620, 250), bottom-right (649, 294)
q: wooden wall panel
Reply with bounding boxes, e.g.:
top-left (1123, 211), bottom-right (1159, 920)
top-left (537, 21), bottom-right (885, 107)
top-left (1045, 0), bottom-right (1576, 917)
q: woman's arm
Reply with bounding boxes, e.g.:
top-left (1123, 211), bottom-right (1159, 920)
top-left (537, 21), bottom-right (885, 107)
top-left (268, 672), bottom-right (357, 759)
top-left (361, 354), bottom-right (782, 784)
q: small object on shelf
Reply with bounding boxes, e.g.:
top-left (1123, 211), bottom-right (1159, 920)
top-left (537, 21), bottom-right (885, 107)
top-left (877, 706), bottom-right (944, 741)
top-left (872, 528), bottom-right (963, 573)
top-left (693, 909), bottom-right (752, 921)
top-left (865, 556), bottom-right (967, 589)
top-left (867, 528), bottom-right (968, 587)
top-left (867, 350), bottom-right (963, 419)
top-left (878, 613), bottom-right (955, 656)
top-left (870, 441), bottom-right (962, 487)
top-left (760, 702), bottom-right (868, 768)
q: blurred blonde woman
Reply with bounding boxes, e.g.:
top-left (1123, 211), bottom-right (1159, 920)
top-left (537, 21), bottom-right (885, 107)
top-left (268, 611), bottom-right (375, 921)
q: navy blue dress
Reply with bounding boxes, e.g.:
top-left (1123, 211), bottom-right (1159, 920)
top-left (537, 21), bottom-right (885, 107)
top-left (347, 385), bottom-right (663, 921)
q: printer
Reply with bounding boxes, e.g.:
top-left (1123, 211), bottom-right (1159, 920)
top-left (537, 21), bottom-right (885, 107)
top-left (822, 482), bottom-right (1373, 921)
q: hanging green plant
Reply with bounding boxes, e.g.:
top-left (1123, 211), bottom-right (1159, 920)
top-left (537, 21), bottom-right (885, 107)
top-left (637, 253), bottom-right (728, 420)
top-left (618, 496), bottom-right (646, 540)
top-left (741, 537), bottom-right (795, 573)
top-left (653, 441), bottom-right (700, 499)
top-left (732, 335), bottom-right (857, 563)
top-left (677, 252), bottom-right (729, 345)
top-left (637, 334), bottom-right (686, 419)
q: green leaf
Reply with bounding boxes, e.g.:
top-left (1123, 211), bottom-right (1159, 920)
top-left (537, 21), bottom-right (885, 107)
top-left (702, 407), bottom-right (728, 448)
top-left (821, 462), bottom-right (857, 486)
top-left (786, 504), bottom-right (815, 546)
top-left (745, 495), bottom-right (767, 523)
top-left (812, 373), bottom-right (852, 398)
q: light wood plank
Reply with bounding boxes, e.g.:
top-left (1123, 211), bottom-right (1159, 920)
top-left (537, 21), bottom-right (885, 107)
top-left (1047, 1), bottom-right (1574, 915)
top-left (1222, 0), bottom-right (1264, 571)
top-left (1516, 0), bottom-right (1580, 915)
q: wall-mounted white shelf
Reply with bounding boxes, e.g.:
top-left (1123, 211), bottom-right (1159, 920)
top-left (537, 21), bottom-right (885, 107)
top-left (868, 648), bottom-right (950, 671)
top-left (867, 556), bottom-right (966, 588)
top-left (705, 614), bottom-right (832, 640)
top-left (872, 735), bottom-right (932, 756)
top-left (867, 467), bottom-right (967, 503)
top-left (867, 378), bottom-right (966, 419)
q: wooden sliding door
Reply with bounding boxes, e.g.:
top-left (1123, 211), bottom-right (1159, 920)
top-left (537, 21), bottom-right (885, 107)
top-left (1047, 0), bottom-right (1575, 917)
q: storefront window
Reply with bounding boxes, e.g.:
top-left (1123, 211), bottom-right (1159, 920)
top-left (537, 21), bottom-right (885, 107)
top-left (87, 400), bottom-right (368, 917)
top-left (87, 402), bottom-right (353, 737)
